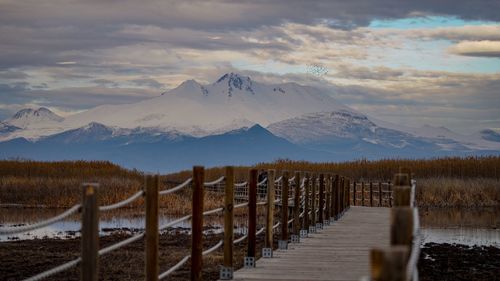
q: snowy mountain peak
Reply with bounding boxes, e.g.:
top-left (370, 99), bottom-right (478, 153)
top-left (7, 107), bottom-right (63, 129)
top-left (215, 72), bottom-right (254, 96)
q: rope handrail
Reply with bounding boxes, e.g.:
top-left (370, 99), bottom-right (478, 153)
top-left (158, 255), bottom-right (190, 280)
top-left (235, 181), bottom-right (248, 187)
top-left (159, 178), bottom-right (192, 195)
top-left (99, 232), bottom-right (145, 256)
top-left (158, 240), bottom-right (223, 280)
top-left (204, 176), bottom-right (225, 186)
top-left (233, 234), bottom-right (248, 244)
top-left (274, 176), bottom-right (283, 183)
top-left (22, 257), bottom-right (81, 281)
top-left (287, 218), bottom-right (294, 225)
top-left (203, 207), bottom-right (224, 216)
top-left (257, 177), bottom-right (267, 186)
top-left (99, 190), bottom-right (144, 212)
top-left (272, 222), bottom-right (280, 230)
top-left (203, 240), bottom-right (223, 255)
top-left (159, 214), bottom-right (192, 231)
top-left (0, 204), bottom-right (81, 235)
top-left (234, 202), bottom-right (248, 209)
top-left (256, 201), bottom-right (267, 206)
top-left (288, 176), bottom-right (296, 182)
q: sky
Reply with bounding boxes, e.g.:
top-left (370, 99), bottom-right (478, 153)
top-left (0, 0), bottom-right (499, 134)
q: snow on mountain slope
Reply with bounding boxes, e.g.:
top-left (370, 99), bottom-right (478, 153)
top-left (56, 73), bottom-right (352, 137)
top-left (6, 107), bottom-right (63, 129)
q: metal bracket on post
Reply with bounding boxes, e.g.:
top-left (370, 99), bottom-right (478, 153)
top-left (262, 248), bottom-right (273, 258)
top-left (220, 266), bottom-right (234, 280)
top-left (278, 240), bottom-right (288, 250)
top-left (291, 234), bottom-right (300, 243)
top-left (300, 229), bottom-right (308, 238)
top-left (323, 220), bottom-right (330, 226)
top-left (244, 257), bottom-right (255, 268)
top-left (316, 222), bottom-right (323, 230)
top-left (309, 225), bottom-right (316, 233)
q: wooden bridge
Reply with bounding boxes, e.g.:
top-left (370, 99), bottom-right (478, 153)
top-left (232, 206), bottom-right (391, 281)
top-left (1, 168), bottom-right (420, 281)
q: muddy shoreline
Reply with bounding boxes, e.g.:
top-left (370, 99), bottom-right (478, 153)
top-left (419, 242), bottom-right (500, 281)
top-left (2, 233), bottom-right (499, 281)
top-left (0, 230), bottom-right (274, 281)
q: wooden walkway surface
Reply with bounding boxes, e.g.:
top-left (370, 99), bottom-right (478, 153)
top-left (232, 206), bottom-right (391, 281)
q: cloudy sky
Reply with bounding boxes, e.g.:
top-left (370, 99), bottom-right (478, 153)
top-left (1, 0), bottom-right (499, 134)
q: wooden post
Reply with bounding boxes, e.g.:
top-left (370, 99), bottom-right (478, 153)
top-left (302, 173), bottom-right (310, 230)
top-left (333, 175), bottom-right (339, 218)
top-left (352, 181), bottom-right (356, 206)
top-left (393, 174), bottom-right (411, 206)
top-left (361, 182), bottom-right (365, 206)
top-left (293, 171), bottom-right (301, 235)
top-left (388, 181), bottom-right (392, 207)
top-left (378, 182), bottom-right (382, 207)
top-left (281, 171), bottom-right (289, 242)
top-left (310, 174), bottom-right (316, 226)
top-left (370, 247), bottom-right (409, 281)
top-left (265, 169), bottom-right (275, 248)
top-left (248, 169), bottom-right (258, 258)
top-left (370, 182), bottom-right (373, 207)
top-left (346, 179), bottom-right (350, 209)
top-left (223, 167), bottom-right (234, 269)
top-left (318, 174), bottom-right (325, 224)
top-left (390, 207), bottom-right (414, 247)
top-left (325, 175), bottom-right (331, 221)
top-left (191, 166), bottom-right (204, 281)
top-left (145, 175), bottom-right (159, 281)
top-left (329, 175), bottom-right (334, 219)
top-left (81, 183), bottom-right (99, 281)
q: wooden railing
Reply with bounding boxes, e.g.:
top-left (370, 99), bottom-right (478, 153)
top-left (368, 173), bottom-right (421, 281)
top-left (1, 167), bottom-right (396, 281)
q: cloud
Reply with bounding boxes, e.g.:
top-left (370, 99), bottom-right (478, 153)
top-left (448, 40), bottom-right (500, 57)
top-left (129, 78), bottom-right (164, 89)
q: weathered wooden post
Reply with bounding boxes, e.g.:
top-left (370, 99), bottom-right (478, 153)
top-left (145, 175), bottom-right (159, 281)
top-left (370, 182), bottom-right (374, 207)
top-left (370, 247), bottom-right (409, 281)
top-left (346, 179), bottom-right (351, 209)
top-left (325, 175), bottom-right (331, 225)
top-left (391, 173), bottom-right (413, 247)
top-left (329, 175), bottom-right (335, 222)
top-left (378, 182), bottom-right (382, 207)
top-left (352, 180), bottom-right (357, 206)
top-left (246, 169), bottom-right (258, 267)
top-left (318, 174), bottom-right (325, 229)
top-left (292, 171), bottom-right (301, 242)
top-left (263, 169), bottom-right (275, 258)
top-left (333, 175), bottom-right (339, 219)
top-left (81, 183), bottom-right (99, 281)
top-left (279, 171), bottom-right (289, 249)
top-left (302, 173), bottom-right (310, 234)
top-left (361, 182), bottom-right (365, 206)
top-left (191, 166), bottom-right (204, 281)
top-left (221, 167), bottom-right (234, 279)
top-left (388, 181), bottom-right (392, 207)
top-left (309, 174), bottom-right (317, 233)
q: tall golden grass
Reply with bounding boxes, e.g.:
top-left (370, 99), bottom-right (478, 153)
top-left (1, 156), bottom-right (499, 210)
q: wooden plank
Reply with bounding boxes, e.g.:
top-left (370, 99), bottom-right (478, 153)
top-left (231, 207), bottom-right (391, 281)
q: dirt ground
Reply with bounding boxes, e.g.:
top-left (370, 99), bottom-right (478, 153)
top-left (0, 230), bottom-right (275, 281)
top-left (419, 242), bottom-right (500, 281)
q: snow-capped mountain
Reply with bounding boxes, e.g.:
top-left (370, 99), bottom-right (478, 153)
top-left (6, 107), bottom-right (63, 129)
top-left (0, 72), bottom-right (498, 171)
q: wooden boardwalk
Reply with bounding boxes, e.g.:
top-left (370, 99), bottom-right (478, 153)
top-left (232, 206), bottom-right (391, 281)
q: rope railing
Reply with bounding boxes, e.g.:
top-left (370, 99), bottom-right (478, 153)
top-left (204, 176), bottom-right (225, 186)
top-left (159, 177), bottom-right (192, 195)
top-left (8, 168), bottom-right (358, 281)
top-left (0, 204), bottom-right (81, 235)
top-left (99, 190), bottom-right (144, 212)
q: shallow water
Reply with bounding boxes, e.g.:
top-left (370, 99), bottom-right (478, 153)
top-left (0, 207), bottom-right (255, 241)
top-left (419, 207), bottom-right (500, 247)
